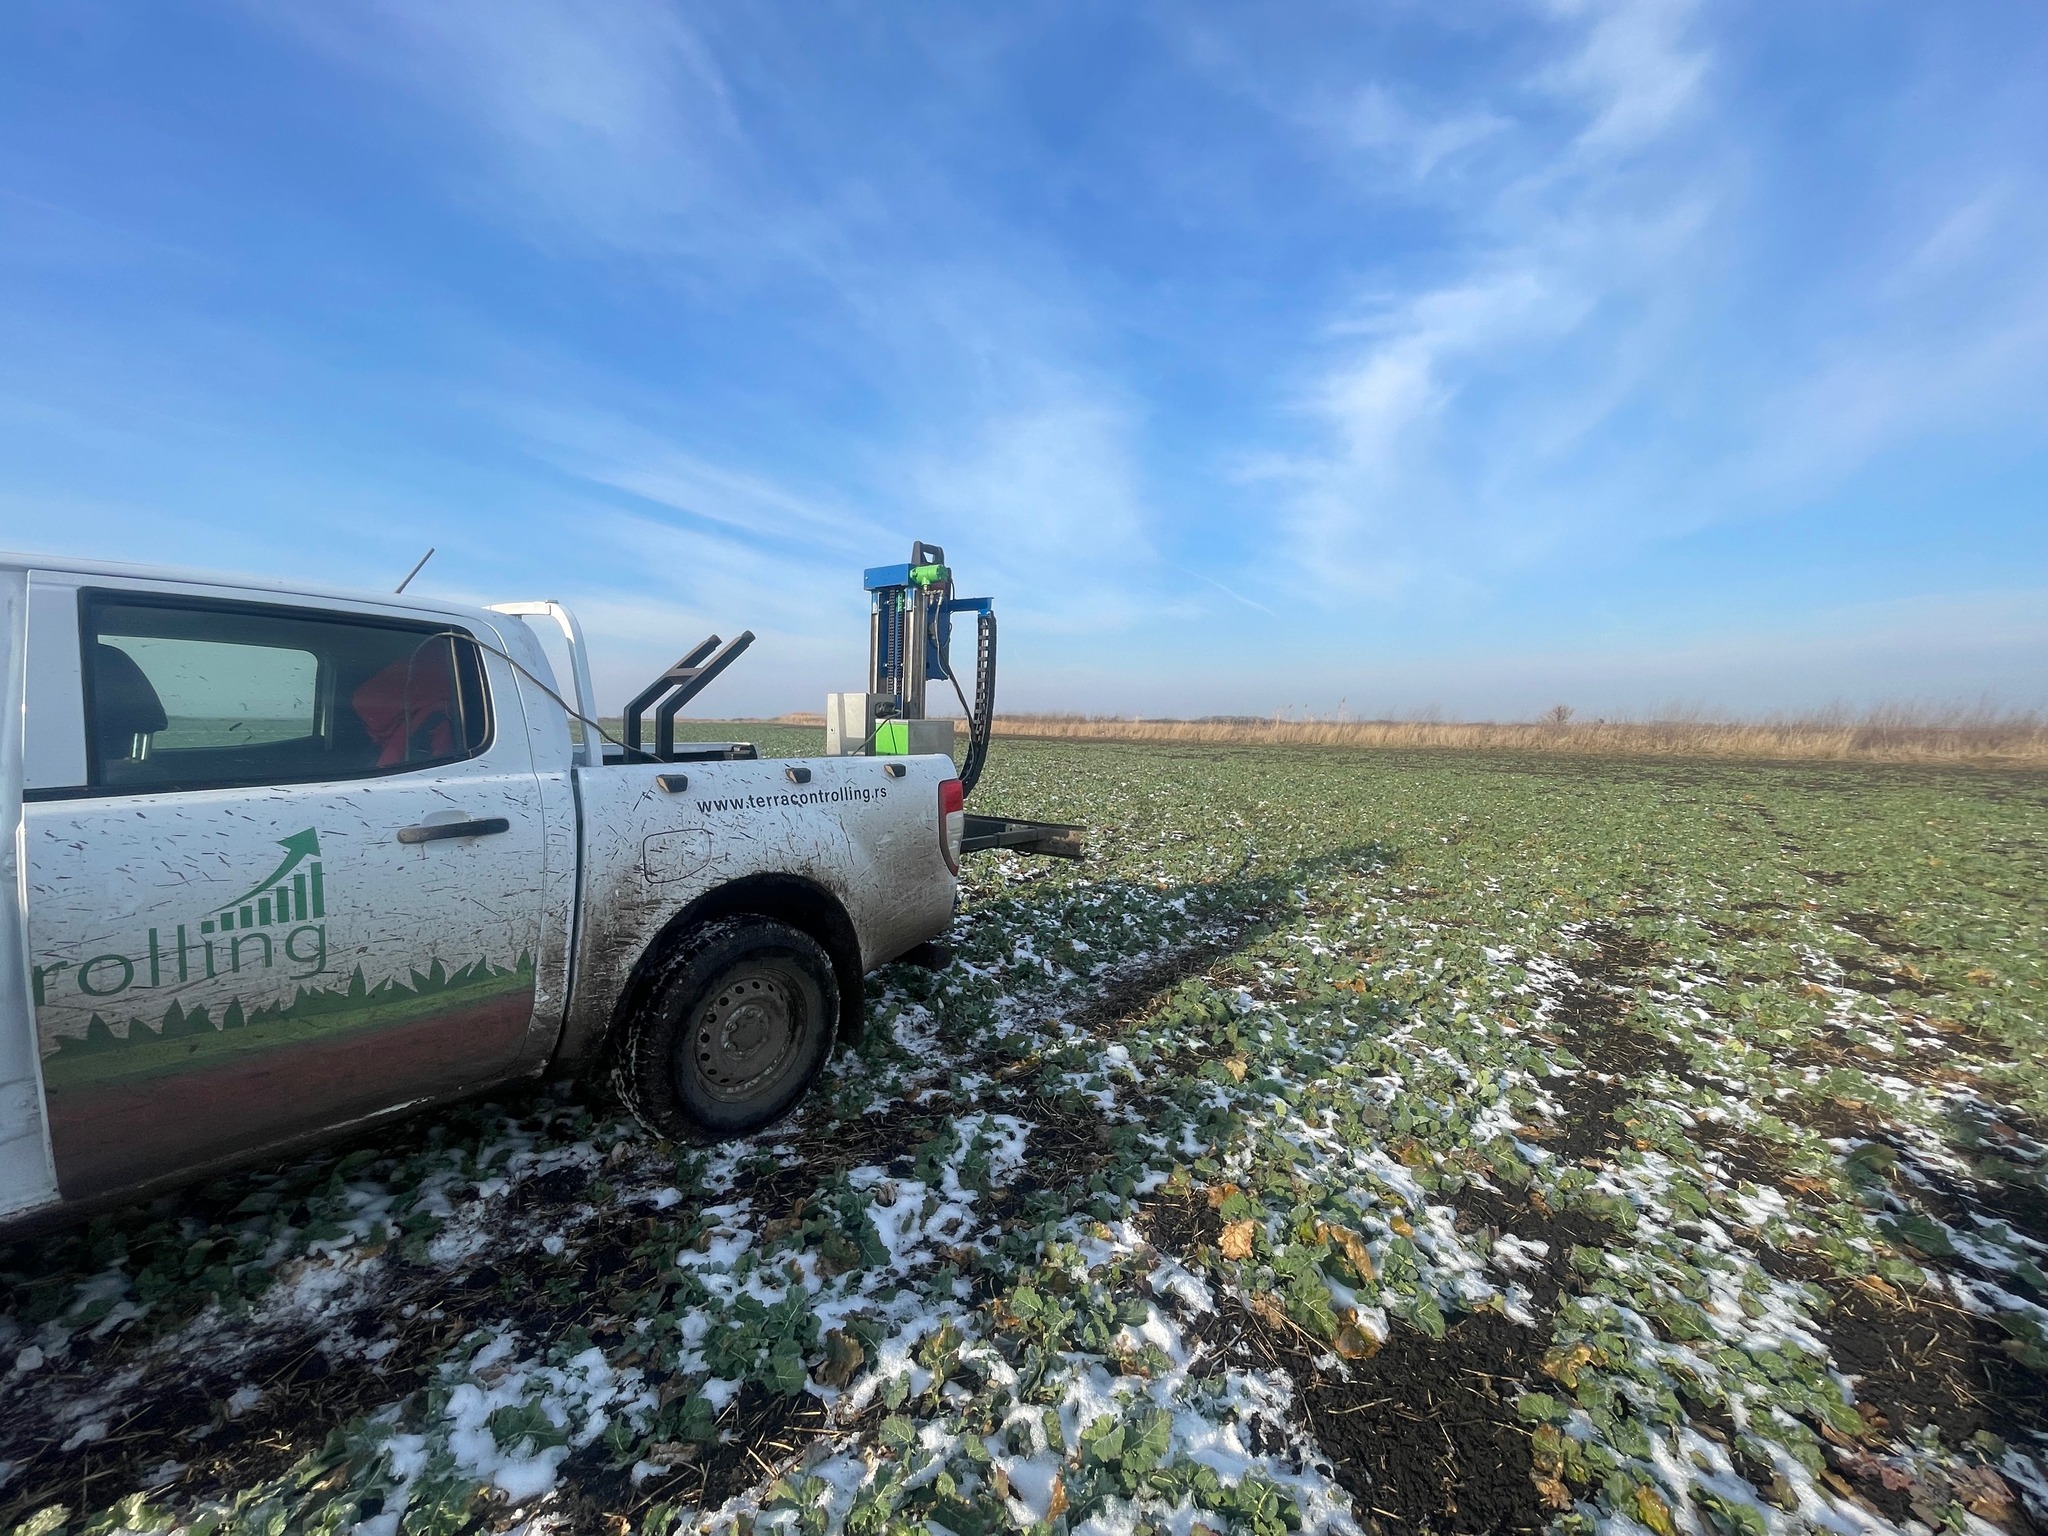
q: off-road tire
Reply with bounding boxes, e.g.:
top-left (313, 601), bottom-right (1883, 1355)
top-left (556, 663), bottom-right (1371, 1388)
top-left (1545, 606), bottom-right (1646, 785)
top-left (611, 916), bottom-right (838, 1142)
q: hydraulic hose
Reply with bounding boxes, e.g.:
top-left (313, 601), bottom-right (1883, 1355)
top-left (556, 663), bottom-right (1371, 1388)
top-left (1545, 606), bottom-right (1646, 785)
top-left (940, 608), bottom-right (997, 798)
top-left (961, 609), bottom-right (995, 798)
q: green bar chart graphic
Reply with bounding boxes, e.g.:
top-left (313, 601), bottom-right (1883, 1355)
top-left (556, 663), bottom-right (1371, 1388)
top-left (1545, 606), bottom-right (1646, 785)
top-left (201, 830), bottom-right (323, 935)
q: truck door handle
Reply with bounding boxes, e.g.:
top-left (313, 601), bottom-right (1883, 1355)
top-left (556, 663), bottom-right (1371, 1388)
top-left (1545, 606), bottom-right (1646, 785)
top-left (397, 817), bottom-right (511, 845)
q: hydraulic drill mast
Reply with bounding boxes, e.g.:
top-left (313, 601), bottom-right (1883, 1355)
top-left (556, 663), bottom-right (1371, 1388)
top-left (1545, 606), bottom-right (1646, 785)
top-left (827, 540), bottom-right (1079, 858)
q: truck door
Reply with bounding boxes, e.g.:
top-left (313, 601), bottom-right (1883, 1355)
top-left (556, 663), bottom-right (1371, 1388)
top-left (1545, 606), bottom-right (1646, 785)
top-left (22, 580), bottom-right (551, 1202)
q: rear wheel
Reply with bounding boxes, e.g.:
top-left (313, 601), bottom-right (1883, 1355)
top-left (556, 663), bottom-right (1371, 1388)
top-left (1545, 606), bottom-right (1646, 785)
top-left (612, 916), bottom-right (838, 1141)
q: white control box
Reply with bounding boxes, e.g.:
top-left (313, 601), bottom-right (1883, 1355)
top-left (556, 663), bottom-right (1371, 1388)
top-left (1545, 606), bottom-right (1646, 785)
top-left (825, 692), bottom-right (884, 755)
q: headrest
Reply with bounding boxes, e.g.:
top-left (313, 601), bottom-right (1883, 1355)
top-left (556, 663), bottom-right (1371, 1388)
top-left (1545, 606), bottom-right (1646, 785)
top-left (94, 642), bottom-right (169, 747)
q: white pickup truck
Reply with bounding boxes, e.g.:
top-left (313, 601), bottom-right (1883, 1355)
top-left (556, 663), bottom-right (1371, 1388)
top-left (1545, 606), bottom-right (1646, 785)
top-left (0, 554), bottom-right (962, 1228)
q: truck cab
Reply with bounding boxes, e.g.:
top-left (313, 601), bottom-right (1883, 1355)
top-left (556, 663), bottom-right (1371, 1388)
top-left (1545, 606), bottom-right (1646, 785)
top-left (0, 556), bottom-right (960, 1227)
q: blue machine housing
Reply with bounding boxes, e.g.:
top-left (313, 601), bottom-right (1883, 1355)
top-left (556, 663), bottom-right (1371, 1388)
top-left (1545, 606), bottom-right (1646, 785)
top-left (863, 561), bottom-right (991, 692)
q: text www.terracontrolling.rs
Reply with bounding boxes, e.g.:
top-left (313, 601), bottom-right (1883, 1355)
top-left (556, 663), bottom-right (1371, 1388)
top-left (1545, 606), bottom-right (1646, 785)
top-left (696, 785), bottom-right (891, 812)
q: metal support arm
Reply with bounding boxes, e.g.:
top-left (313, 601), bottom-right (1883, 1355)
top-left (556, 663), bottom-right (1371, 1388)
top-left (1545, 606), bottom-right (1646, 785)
top-left (623, 631), bottom-right (756, 761)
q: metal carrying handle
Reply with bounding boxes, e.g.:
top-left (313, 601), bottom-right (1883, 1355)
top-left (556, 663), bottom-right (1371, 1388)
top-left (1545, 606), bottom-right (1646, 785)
top-left (622, 632), bottom-right (756, 761)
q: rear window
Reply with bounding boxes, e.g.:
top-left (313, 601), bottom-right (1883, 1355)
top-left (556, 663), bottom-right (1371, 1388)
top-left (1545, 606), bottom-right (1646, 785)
top-left (83, 591), bottom-right (491, 794)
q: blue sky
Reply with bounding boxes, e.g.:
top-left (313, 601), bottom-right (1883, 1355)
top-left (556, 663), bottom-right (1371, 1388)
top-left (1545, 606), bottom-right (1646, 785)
top-left (2, 2), bottom-right (2044, 719)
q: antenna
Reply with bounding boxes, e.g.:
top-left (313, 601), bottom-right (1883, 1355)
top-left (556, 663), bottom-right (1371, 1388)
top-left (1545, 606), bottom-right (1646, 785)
top-left (394, 547), bottom-right (436, 594)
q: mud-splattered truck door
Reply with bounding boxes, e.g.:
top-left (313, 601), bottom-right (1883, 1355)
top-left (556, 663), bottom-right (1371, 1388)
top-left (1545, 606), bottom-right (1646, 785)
top-left (11, 568), bottom-right (569, 1204)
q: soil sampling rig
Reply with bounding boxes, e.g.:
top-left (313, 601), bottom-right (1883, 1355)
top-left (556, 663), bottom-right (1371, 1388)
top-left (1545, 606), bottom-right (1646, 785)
top-left (826, 541), bottom-right (1082, 860)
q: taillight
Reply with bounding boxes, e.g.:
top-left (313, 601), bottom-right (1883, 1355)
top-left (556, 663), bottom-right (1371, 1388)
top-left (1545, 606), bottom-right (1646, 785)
top-left (939, 778), bottom-right (964, 874)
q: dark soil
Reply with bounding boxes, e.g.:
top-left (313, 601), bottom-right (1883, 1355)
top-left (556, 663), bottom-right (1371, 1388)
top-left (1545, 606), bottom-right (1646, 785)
top-left (3, 1298), bottom-right (426, 1525)
top-left (1113, 919), bottom-right (1663, 1533)
top-left (0, 1192), bottom-right (695, 1528)
top-left (1281, 1308), bottom-right (1546, 1536)
top-left (1176, 1271), bottom-right (1549, 1536)
top-left (1065, 914), bottom-right (1272, 1037)
top-left (1540, 922), bottom-right (1693, 1163)
top-left (1822, 1277), bottom-right (2048, 1448)
top-left (0, 1177), bottom-right (886, 1534)
top-left (1142, 1180), bottom-right (1612, 1536)
top-left (1448, 1183), bottom-right (1612, 1316)
top-left (1834, 911), bottom-right (1927, 956)
top-left (1753, 1240), bottom-right (1838, 1286)
top-left (1701, 918), bottom-right (1766, 944)
top-left (562, 1384), bottom-right (839, 1530)
top-left (1691, 1126), bottom-right (1791, 1191)
top-left (1788, 1094), bottom-right (1897, 1143)
top-left (1831, 955), bottom-right (1915, 996)
top-left (1903, 1153), bottom-right (2048, 1253)
top-left (1543, 1028), bottom-right (1688, 1165)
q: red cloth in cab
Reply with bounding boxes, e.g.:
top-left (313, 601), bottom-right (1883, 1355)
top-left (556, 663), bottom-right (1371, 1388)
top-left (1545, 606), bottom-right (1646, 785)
top-left (352, 646), bottom-right (457, 767)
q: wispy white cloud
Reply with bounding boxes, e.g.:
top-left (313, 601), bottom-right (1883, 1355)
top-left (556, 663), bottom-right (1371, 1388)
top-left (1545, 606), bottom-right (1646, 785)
top-left (1742, 285), bottom-right (2048, 503)
top-left (1889, 184), bottom-right (2015, 292)
top-left (262, 0), bottom-right (739, 248)
top-left (1253, 0), bottom-right (2036, 615)
top-left (1171, 563), bottom-right (1278, 618)
top-left (1542, 0), bottom-right (1708, 155)
top-left (1249, 1), bottom-right (1719, 597)
top-left (452, 510), bottom-right (873, 714)
top-left (256, 0), bottom-right (1196, 648)
top-left (505, 402), bottom-right (894, 554)
top-left (905, 399), bottom-right (1156, 624)
top-left (469, 384), bottom-right (1185, 709)
top-left (1315, 85), bottom-right (1511, 179)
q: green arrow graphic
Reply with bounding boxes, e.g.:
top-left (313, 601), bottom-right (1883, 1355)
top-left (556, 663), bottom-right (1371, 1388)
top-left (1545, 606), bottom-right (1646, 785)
top-left (217, 828), bottom-right (322, 912)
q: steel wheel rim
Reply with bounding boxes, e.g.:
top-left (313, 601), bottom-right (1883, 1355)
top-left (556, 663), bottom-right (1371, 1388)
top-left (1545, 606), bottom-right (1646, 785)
top-left (688, 965), bottom-right (806, 1103)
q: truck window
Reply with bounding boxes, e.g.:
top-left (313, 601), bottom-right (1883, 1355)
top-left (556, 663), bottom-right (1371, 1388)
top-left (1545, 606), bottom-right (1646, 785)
top-left (82, 591), bottom-right (492, 794)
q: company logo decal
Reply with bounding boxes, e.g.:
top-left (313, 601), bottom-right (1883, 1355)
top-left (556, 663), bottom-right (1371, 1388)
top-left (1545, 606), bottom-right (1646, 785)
top-left (33, 829), bottom-right (333, 1008)
top-left (31, 827), bottom-right (532, 1084)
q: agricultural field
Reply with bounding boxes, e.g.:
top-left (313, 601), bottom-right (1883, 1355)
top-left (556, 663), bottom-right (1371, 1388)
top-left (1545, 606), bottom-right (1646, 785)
top-left (2, 735), bottom-right (2045, 1536)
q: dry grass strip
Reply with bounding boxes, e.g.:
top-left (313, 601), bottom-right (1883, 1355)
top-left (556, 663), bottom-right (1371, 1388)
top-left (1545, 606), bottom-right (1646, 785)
top-left (976, 711), bottom-right (2048, 767)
